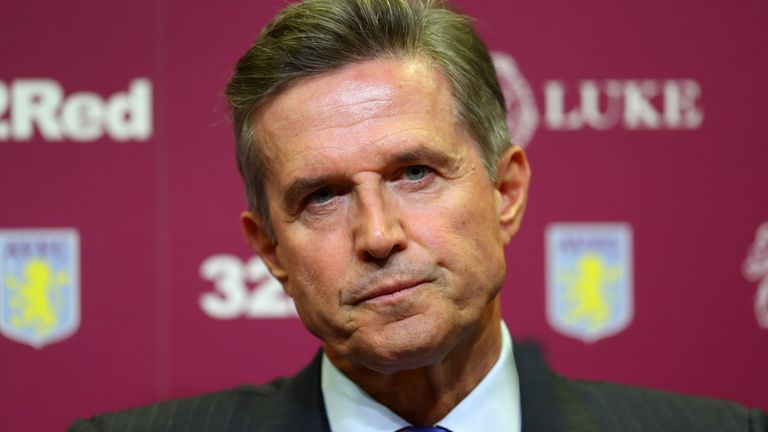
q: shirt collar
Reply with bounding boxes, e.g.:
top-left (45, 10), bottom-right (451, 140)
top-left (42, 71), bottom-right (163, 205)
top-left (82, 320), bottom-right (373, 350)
top-left (321, 321), bottom-right (520, 432)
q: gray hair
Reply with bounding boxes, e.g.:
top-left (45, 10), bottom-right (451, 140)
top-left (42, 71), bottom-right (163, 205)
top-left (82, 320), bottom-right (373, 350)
top-left (226, 0), bottom-right (510, 237)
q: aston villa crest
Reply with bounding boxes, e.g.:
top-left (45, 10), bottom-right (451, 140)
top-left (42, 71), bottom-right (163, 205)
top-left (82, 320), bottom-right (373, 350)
top-left (0, 229), bottom-right (80, 349)
top-left (546, 223), bottom-right (633, 343)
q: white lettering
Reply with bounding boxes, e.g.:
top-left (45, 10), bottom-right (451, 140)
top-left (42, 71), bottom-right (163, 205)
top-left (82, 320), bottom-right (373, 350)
top-left (105, 79), bottom-right (152, 141)
top-left (744, 222), bottom-right (768, 329)
top-left (0, 81), bottom-right (8, 139)
top-left (543, 79), bottom-right (703, 131)
top-left (663, 80), bottom-right (703, 129)
top-left (756, 279), bottom-right (768, 329)
top-left (580, 80), bottom-right (623, 130)
top-left (544, 81), bottom-right (581, 130)
top-left (545, 80), bottom-right (624, 130)
top-left (12, 79), bottom-right (64, 140)
top-left (60, 92), bottom-right (104, 141)
top-left (0, 78), bottom-right (153, 142)
top-left (623, 80), bottom-right (661, 129)
top-left (200, 255), bottom-right (247, 319)
top-left (743, 222), bottom-right (768, 281)
top-left (199, 255), bottom-right (296, 319)
top-left (244, 258), bottom-right (297, 318)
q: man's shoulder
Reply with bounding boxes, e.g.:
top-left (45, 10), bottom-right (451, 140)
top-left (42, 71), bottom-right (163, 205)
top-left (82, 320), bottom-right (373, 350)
top-left (69, 353), bottom-right (330, 432)
top-left (68, 381), bottom-right (288, 432)
top-left (563, 377), bottom-right (767, 432)
top-left (513, 341), bottom-right (765, 431)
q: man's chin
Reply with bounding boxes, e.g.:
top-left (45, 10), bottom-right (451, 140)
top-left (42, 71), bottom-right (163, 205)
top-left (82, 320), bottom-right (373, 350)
top-left (343, 327), bottom-right (459, 375)
top-left (362, 352), bottom-right (449, 375)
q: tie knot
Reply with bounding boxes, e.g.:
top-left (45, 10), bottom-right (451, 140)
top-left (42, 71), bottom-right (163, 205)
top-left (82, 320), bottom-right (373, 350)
top-left (398, 427), bottom-right (451, 432)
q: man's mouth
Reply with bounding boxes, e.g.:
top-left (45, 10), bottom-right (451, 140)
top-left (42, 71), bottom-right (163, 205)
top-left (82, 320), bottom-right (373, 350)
top-left (352, 279), bottom-right (426, 305)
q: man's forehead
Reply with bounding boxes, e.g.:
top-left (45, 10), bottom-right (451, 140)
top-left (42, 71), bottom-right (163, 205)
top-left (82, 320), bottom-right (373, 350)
top-left (250, 57), bottom-right (459, 171)
top-left (255, 58), bottom-right (444, 124)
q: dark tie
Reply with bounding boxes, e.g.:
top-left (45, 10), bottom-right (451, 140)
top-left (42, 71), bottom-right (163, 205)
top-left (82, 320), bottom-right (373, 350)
top-left (397, 427), bottom-right (451, 432)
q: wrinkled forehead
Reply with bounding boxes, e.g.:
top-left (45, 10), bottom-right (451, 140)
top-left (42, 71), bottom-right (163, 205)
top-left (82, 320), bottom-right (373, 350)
top-left (249, 57), bottom-right (463, 173)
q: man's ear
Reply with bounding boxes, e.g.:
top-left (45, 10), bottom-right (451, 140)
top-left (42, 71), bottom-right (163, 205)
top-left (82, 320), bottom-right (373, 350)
top-left (495, 146), bottom-right (531, 244)
top-left (241, 211), bottom-right (288, 282)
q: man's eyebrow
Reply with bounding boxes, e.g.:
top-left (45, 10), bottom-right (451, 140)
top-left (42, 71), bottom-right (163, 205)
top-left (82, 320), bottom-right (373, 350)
top-left (281, 145), bottom-right (455, 209)
top-left (284, 175), bottom-right (334, 210)
top-left (389, 146), bottom-right (454, 168)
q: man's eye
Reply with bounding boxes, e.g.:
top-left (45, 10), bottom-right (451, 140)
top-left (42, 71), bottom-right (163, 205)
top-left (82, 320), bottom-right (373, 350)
top-left (306, 187), bottom-right (336, 205)
top-left (403, 165), bottom-right (429, 181)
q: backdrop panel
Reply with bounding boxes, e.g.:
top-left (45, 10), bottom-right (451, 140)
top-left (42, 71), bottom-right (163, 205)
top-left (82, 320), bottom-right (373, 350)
top-left (1, 1), bottom-right (766, 430)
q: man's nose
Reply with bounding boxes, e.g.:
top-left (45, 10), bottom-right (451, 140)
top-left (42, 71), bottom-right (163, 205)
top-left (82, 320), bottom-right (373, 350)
top-left (352, 185), bottom-right (407, 261)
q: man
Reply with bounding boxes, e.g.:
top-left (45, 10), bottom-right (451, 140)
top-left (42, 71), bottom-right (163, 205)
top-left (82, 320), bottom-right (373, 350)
top-left (71, 0), bottom-right (766, 430)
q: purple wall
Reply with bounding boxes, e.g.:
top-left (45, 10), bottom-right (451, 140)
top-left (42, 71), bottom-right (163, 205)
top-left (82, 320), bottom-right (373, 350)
top-left (1, 1), bottom-right (766, 430)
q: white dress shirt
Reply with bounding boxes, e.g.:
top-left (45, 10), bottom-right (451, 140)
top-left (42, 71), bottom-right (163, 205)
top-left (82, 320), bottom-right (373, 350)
top-left (321, 321), bottom-right (521, 432)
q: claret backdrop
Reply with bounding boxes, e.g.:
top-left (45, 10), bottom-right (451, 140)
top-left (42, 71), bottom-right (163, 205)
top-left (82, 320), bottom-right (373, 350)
top-left (1, 1), bottom-right (767, 430)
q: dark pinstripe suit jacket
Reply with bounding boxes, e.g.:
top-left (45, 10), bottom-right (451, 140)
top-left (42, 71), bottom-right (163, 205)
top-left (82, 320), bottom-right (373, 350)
top-left (69, 343), bottom-right (767, 431)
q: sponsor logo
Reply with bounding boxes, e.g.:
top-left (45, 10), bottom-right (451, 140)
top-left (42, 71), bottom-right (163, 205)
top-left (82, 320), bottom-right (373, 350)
top-left (543, 79), bottom-right (703, 131)
top-left (0, 78), bottom-right (152, 142)
top-left (491, 53), bottom-right (540, 149)
top-left (546, 223), bottom-right (633, 343)
top-left (199, 254), bottom-right (296, 319)
top-left (491, 51), bottom-right (703, 148)
top-left (743, 221), bottom-right (768, 329)
top-left (0, 229), bottom-right (80, 348)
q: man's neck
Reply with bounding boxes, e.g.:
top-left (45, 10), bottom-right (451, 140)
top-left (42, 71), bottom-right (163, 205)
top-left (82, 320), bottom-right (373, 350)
top-left (325, 301), bottom-right (503, 426)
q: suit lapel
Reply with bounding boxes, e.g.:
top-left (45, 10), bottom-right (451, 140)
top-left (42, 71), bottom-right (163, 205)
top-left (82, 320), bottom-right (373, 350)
top-left (247, 350), bottom-right (332, 431)
top-left (514, 342), bottom-right (603, 432)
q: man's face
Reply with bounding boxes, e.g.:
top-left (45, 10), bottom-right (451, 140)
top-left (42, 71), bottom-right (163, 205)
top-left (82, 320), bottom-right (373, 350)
top-left (245, 58), bottom-right (528, 373)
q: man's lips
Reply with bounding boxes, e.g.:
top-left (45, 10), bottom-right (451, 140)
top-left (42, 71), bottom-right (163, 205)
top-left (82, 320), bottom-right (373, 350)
top-left (352, 279), bottom-right (426, 305)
